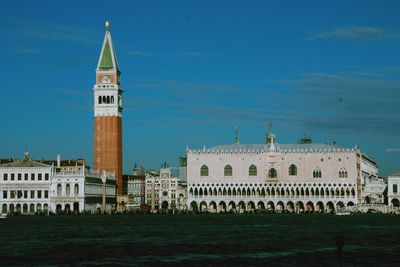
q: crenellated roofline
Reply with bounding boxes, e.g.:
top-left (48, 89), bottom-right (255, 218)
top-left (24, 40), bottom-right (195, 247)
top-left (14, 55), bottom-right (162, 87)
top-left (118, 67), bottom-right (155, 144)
top-left (186, 143), bottom-right (359, 155)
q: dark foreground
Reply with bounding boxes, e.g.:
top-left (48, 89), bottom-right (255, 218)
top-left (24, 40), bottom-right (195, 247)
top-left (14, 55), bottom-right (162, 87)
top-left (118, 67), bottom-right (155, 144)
top-left (1, 214), bottom-right (400, 266)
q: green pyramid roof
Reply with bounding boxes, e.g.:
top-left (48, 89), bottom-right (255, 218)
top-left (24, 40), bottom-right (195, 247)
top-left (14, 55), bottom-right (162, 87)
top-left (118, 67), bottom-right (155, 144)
top-left (97, 29), bottom-right (119, 71)
top-left (99, 38), bottom-right (113, 70)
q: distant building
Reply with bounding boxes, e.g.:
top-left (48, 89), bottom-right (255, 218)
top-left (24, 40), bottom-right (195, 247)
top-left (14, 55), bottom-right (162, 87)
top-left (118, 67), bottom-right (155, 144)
top-left (359, 154), bottom-right (385, 204)
top-left (179, 156), bottom-right (187, 183)
top-left (0, 152), bottom-right (52, 214)
top-left (50, 167), bottom-right (85, 213)
top-left (40, 154), bottom-right (88, 173)
top-left (0, 152), bottom-right (116, 214)
top-left (145, 163), bottom-right (179, 211)
top-left (0, 158), bottom-right (14, 165)
top-left (186, 126), bottom-right (373, 213)
top-left (51, 167), bottom-right (116, 214)
top-left (83, 171), bottom-right (117, 213)
top-left (388, 173), bottom-right (400, 208)
top-left (126, 163), bottom-right (145, 211)
top-left (177, 183), bottom-right (188, 211)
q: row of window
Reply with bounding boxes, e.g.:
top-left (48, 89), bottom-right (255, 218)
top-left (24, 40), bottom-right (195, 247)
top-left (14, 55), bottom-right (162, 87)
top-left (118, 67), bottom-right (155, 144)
top-left (57, 184), bottom-right (79, 196)
top-left (98, 95), bottom-right (114, 104)
top-left (3, 190), bottom-right (49, 199)
top-left (2, 203), bottom-right (49, 213)
top-left (200, 165), bottom-right (349, 179)
top-left (3, 173), bottom-right (49, 181)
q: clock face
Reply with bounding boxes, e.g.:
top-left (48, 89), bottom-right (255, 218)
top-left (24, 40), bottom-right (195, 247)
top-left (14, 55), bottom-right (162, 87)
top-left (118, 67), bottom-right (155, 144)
top-left (101, 75), bottom-right (110, 84)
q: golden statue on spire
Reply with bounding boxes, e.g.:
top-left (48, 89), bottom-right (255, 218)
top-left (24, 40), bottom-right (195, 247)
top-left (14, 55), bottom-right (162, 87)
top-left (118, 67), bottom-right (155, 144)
top-left (105, 20), bottom-right (110, 30)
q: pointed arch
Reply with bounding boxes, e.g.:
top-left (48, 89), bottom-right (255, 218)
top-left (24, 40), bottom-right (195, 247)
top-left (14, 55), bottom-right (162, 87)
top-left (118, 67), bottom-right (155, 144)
top-left (200, 165), bottom-right (209, 176)
top-left (351, 188), bottom-right (356, 197)
top-left (313, 169), bottom-right (322, 178)
top-left (268, 168), bottom-right (277, 178)
top-left (289, 164), bottom-right (297, 176)
top-left (261, 188), bottom-right (266, 197)
top-left (249, 165), bottom-right (257, 176)
top-left (224, 165), bottom-right (233, 176)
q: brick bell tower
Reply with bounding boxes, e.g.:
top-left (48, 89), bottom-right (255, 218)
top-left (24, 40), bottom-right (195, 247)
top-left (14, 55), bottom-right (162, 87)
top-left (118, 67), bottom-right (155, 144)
top-left (94, 21), bottom-right (123, 195)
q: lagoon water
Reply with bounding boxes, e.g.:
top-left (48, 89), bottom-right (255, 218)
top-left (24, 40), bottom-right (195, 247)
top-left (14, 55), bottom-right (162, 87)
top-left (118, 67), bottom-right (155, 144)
top-left (1, 214), bottom-right (400, 266)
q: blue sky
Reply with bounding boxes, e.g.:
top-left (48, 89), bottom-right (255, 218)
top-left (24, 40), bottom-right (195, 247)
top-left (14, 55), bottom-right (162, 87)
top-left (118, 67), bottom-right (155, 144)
top-left (1, 0), bottom-right (399, 176)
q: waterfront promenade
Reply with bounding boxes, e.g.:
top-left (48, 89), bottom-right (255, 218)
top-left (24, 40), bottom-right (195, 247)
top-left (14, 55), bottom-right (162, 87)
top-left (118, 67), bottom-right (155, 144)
top-left (1, 214), bottom-right (399, 266)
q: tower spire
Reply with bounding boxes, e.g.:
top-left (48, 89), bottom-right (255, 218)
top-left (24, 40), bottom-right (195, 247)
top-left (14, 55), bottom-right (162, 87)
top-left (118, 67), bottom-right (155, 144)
top-left (234, 127), bottom-right (239, 144)
top-left (97, 20), bottom-right (119, 71)
top-left (265, 121), bottom-right (276, 145)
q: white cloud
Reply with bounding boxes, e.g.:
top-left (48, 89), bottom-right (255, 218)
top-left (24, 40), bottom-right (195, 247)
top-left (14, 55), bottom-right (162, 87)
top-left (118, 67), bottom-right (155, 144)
top-left (308, 26), bottom-right (400, 41)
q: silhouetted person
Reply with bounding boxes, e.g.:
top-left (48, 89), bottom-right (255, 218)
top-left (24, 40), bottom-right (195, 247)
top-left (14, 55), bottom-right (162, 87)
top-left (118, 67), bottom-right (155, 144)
top-left (336, 234), bottom-right (345, 267)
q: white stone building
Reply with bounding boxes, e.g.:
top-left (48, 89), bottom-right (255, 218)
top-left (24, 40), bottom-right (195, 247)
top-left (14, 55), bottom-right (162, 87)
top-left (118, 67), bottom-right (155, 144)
top-left (51, 170), bottom-right (117, 214)
top-left (125, 163), bottom-right (145, 211)
top-left (359, 154), bottom-right (385, 204)
top-left (388, 173), bottom-right (400, 208)
top-left (0, 152), bottom-right (52, 214)
top-left (145, 163), bottom-right (179, 211)
top-left (186, 128), bottom-right (369, 213)
top-left (0, 153), bottom-right (117, 214)
top-left (50, 168), bottom-right (86, 214)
